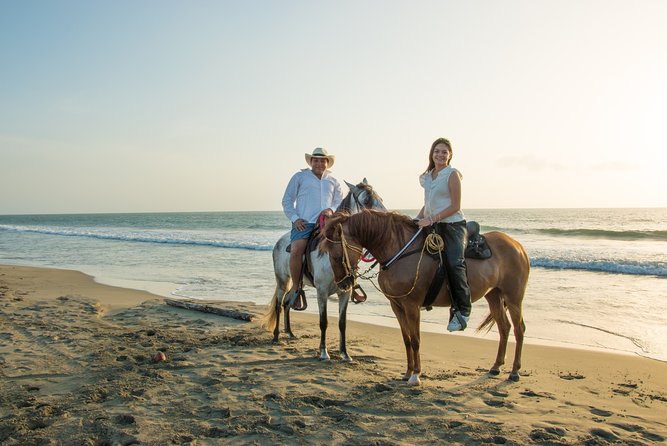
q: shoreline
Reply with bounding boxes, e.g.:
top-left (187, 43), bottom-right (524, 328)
top-left (2, 264), bottom-right (667, 444)
top-left (85, 267), bottom-right (661, 362)
top-left (3, 261), bottom-right (664, 364)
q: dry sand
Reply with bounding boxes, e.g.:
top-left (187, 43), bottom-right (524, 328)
top-left (1, 264), bottom-right (666, 445)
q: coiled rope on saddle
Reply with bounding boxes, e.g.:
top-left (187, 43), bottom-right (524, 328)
top-left (425, 231), bottom-right (445, 256)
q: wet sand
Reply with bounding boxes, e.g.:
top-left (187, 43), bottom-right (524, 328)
top-left (1, 264), bottom-right (666, 445)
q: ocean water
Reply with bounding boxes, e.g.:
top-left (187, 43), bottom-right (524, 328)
top-left (1, 208), bottom-right (666, 362)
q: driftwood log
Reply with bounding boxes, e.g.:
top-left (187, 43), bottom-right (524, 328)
top-left (165, 299), bottom-right (254, 322)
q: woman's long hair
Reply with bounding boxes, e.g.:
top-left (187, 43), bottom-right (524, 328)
top-left (423, 137), bottom-right (453, 174)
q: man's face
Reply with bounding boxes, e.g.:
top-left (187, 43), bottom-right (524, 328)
top-left (310, 157), bottom-right (328, 176)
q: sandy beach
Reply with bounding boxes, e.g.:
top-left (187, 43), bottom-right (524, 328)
top-left (1, 264), bottom-right (666, 445)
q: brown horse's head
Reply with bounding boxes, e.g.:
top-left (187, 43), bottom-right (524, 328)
top-left (321, 213), bottom-right (364, 291)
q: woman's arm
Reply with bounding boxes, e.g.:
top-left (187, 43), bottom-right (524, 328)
top-left (418, 171), bottom-right (462, 226)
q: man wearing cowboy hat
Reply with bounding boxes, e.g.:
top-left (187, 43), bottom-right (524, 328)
top-left (281, 147), bottom-right (343, 311)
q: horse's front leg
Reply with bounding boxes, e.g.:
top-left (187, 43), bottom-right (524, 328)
top-left (317, 290), bottom-right (330, 360)
top-left (337, 289), bottom-right (352, 362)
top-left (406, 306), bottom-right (422, 386)
top-left (390, 301), bottom-right (414, 381)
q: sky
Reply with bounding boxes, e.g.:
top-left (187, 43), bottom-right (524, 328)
top-left (1, 0), bottom-right (666, 214)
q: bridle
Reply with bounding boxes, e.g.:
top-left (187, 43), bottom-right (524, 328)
top-left (326, 188), bottom-right (382, 287)
top-left (326, 223), bottom-right (364, 289)
top-left (325, 222), bottom-right (446, 299)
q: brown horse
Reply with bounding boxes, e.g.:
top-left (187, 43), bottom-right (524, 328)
top-left (321, 209), bottom-right (530, 385)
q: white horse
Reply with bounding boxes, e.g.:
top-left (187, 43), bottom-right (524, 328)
top-left (261, 179), bottom-right (386, 361)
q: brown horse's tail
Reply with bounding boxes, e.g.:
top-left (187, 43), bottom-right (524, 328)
top-left (259, 283), bottom-right (283, 332)
top-left (477, 313), bottom-right (497, 334)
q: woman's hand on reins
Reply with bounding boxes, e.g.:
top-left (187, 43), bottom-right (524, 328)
top-left (417, 217), bottom-right (433, 228)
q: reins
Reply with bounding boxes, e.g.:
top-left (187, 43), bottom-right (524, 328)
top-left (383, 227), bottom-right (423, 269)
top-left (329, 221), bottom-right (445, 299)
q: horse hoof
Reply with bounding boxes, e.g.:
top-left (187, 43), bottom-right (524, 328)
top-left (287, 333), bottom-right (297, 340)
top-left (407, 375), bottom-right (421, 386)
top-left (319, 350), bottom-right (330, 361)
top-left (508, 372), bottom-right (520, 382)
top-left (488, 368), bottom-right (501, 376)
top-left (341, 354), bottom-right (353, 363)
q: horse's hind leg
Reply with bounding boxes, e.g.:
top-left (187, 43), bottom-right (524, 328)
top-left (484, 288), bottom-right (511, 376)
top-left (506, 295), bottom-right (526, 382)
top-left (283, 307), bottom-right (296, 340)
top-left (270, 279), bottom-right (290, 343)
top-left (280, 278), bottom-right (296, 340)
top-left (271, 295), bottom-right (282, 343)
top-left (337, 290), bottom-right (352, 362)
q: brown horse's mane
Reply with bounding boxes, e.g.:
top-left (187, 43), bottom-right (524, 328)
top-left (322, 209), bottom-right (418, 253)
top-left (346, 209), bottom-right (418, 248)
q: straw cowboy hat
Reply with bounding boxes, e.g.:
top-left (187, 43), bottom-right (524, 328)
top-left (305, 147), bottom-right (335, 168)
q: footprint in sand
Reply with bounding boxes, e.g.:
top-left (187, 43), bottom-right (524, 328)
top-left (559, 372), bottom-right (585, 380)
top-left (612, 382), bottom-right (639, 396)
top-left (482, 435), bottom-right (509, 444)
top-left (520, 389), bottom-right (556, 400)
top-left (610, 422), bottom-right (666, 443)
top-left (484, 399), bottom-right (508, 408)
top-left (487, 389), bottom-right (508, 398)
top-left (530, 426), bottom-right (567, 442)
top-left (590, 427), bottom-right (619, 442)
top-left (589, 407), bottom-right (613, 417)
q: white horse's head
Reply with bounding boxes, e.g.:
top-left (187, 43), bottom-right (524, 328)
top-left (338, 178), bottom-right (386, 214)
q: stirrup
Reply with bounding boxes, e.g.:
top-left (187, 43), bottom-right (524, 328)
top-left (284, 289), bottom-right (307, 311)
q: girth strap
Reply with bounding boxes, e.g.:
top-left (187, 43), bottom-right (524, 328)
top-left (302, 249), bottom-right (315, 286)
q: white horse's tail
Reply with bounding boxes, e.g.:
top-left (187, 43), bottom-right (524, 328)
top-left (260, 282), bottom-right (284, 332)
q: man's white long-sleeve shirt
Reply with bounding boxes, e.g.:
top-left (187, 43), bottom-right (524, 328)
top-left (282, 169), bottom-right (344, 223)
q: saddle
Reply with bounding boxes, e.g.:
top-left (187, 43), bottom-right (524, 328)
top-left (422, 221), bottom-right (492, 262)
top-left (465, 221), bottom-right (492, 260)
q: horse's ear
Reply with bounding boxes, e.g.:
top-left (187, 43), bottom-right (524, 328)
top-left (344, 180), bottom-right (355, 190)
top-left (362, 178), bottom-right (368, 185)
